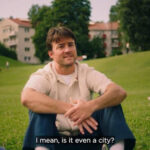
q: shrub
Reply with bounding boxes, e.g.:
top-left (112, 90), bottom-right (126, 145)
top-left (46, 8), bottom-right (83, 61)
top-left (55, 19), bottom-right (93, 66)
top-left (0, 43), bottom-right (17, 60)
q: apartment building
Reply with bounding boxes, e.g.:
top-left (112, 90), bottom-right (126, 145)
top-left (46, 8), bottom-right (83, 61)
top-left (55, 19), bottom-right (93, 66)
top-left (0, 18), bottom-right (39, 64)
top-left (89, 22), bottom-right (120, 56)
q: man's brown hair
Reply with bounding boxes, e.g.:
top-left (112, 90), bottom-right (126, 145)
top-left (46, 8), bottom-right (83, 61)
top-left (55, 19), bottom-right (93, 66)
top-left (46, 26), bottom-right (76, 51)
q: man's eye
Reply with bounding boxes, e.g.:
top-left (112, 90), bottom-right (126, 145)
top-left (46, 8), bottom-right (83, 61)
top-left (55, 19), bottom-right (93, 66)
top-left (58, 45), bottom-right (64, 49)
top-left (69, 43), bottom-right (74, 47)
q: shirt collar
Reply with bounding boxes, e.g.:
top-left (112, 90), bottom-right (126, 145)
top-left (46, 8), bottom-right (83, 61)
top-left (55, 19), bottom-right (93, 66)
top-left (50, 61), bottom-right (78, 83)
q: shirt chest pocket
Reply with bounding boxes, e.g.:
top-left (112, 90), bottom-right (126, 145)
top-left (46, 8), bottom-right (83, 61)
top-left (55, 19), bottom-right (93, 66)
top-left (79, 87), bottom-right (91, 101)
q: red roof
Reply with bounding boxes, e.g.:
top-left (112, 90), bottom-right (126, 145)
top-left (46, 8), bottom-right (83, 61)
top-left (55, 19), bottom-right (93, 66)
top-left (10, 18), bottom-right (32, 27)
top-left (89, 22), bottom-right (119, 31)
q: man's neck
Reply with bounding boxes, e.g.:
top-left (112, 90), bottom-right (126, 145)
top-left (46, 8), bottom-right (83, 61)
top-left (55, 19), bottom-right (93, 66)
top-left (54, 62), bottom-right (75, 75)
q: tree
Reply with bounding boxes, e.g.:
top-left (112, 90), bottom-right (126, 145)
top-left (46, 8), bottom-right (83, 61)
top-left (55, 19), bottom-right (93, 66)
top-left (28, 4), bottom-right (40, 27)
top-left (115, 0), bottom-right (150, 51)
top-left (28, 0), bottom-right (91, 63)
top-left (109, 4), bottom-right (119, 22)
top-left (0, 43), bottom-right (17, 60)
top-left (28, 5), bottom-right (52, 62)
top-left (89, 37), bottom-right (105, 58)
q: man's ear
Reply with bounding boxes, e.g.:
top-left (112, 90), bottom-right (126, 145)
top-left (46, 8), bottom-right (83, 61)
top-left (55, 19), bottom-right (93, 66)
top-left (48, 50), bottom-right (53, 59)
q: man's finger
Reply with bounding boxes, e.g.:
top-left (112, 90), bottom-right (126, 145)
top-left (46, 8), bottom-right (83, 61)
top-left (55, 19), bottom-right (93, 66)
top-left (85, 119), bottom-right (97, 130)
top-left (64, 107), bottom-right (76, 118)
top-left (82, 122), bottom-right (93, 134)
top-left (89, 117), bottom-right (98, 126)
top-left (70, 111), bottom-right (79, 121)
top-left (70, 115), bottom-right (79, 122)
top-left (78, 124), bottom-right (84, 135)
top-left (74, 117), bottom-right (84, 126)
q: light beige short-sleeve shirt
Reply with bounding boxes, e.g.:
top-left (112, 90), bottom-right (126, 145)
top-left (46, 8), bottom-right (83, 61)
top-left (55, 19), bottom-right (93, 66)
top-left (24, 61), bottom-right (112, 135)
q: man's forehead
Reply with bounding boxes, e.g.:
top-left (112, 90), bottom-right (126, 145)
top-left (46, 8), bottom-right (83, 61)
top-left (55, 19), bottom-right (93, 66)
top-left (54, 37), bottom-right (75, 44)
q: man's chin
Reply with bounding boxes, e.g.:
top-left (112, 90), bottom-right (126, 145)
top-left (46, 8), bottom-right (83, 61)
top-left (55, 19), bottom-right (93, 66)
top-left (65, 62), bottom-right (74, 67)
top-left (64, 60), bottom-right (75, 66)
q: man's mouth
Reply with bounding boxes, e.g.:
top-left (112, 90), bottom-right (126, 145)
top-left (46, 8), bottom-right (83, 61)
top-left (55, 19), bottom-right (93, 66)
top-left (63, 55), bottom-right (73, 58)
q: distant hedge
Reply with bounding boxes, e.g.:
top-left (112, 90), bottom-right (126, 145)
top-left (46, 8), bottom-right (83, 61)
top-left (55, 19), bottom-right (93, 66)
top-left (0, 43), bottom-right (17, 60)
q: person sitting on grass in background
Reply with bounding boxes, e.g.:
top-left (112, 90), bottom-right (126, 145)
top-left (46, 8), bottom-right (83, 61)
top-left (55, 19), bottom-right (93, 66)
top-left (21, 26), bottom-right (135, 150)
top-left (5, 61), bottom-right (9, 69)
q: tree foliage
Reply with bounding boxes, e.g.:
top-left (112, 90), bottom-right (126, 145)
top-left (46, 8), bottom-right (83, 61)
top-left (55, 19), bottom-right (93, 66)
top-left (28, 4), bottom-right (40, 27)
top-left (0, 43), bottom-right (17, 60)
top-left (110, 0), bottom-right (150, 51)
top-left (89, 37), bottom-right (105, 58)
top-left (28, 0), bottom-right (91, 62)
top-left (109, 4), bottom-right (119, 22)
top-left (28, 5), bottom-right (52, 62)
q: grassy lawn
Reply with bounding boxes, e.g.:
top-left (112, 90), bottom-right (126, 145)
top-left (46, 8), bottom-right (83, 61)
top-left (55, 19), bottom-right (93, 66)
top-left (0, 51), bottom-right (150, 149)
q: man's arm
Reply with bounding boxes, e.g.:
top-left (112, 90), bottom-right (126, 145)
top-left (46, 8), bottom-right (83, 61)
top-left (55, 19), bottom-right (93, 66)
top-left (21, 88), bottom-right (72, 114)
top-left (65, 83), bottom-right (127, 125)
top-left (21, 88), bottom-right (98, 134)
top-left (91, 83), bottom-right (127, 110)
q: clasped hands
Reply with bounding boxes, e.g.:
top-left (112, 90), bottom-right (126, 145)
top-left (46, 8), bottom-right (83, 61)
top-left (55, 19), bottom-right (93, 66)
top-left (64, 99), bottom-right (98, 135)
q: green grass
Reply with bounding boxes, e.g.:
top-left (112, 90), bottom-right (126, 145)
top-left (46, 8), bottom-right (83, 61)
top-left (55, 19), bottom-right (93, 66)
top-left (0, 51), bottom-right (150, 149)
top-left (0, 55), bottom-right (26, 68)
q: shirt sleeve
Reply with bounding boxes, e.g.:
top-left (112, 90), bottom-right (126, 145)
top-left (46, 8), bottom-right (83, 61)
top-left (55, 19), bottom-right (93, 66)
top-left (24, 75), bottom-right (50, 95)
top-left (86, 69), bottom-right (112, 94)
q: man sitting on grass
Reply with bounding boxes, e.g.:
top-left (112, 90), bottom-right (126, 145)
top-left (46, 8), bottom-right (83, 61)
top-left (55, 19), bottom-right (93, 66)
top-left (21, 26), bottom-right (135, 150)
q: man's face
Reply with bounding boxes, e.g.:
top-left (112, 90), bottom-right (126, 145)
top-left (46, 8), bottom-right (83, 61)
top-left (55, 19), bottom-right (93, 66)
top-left (48, 38), bottom-right (77, 67)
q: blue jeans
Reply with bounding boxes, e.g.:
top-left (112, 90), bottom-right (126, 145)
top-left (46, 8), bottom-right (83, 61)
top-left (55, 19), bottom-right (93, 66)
top-left (23, 105), bottom-right (135, 150)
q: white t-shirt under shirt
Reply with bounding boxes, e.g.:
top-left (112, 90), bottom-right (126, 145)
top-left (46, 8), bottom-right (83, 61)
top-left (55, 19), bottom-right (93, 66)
top-left (57, 73), bottom-right (74, 85)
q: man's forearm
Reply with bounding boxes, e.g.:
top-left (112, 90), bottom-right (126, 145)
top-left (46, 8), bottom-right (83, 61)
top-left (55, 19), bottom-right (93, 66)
top-left (21, 88), bottom-right (72, 114)
top-left (90, 83), bottom-right (127, 112)
top-left (21, 88), bottom-right (98, 135)
top-left (64, 83), bottom-right (126, 126)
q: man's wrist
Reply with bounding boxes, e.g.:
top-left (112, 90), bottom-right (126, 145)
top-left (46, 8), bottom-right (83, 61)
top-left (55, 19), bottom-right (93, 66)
top-left (64, 103), bottom-right (72, 114)
top-left (88, 100), bottom-right (98, 113)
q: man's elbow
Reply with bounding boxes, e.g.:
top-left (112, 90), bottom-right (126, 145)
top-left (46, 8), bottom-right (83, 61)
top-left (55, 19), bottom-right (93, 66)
top-left (119, 88), bottom-right (127, 102)
top-left (21, 89), bottom-right (30, 107)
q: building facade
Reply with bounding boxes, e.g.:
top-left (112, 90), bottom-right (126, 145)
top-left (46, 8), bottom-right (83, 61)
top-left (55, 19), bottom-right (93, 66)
top-left (88, 22), bottom-right (120, 56)
top-left (0, 18), bottom-right (39, 64)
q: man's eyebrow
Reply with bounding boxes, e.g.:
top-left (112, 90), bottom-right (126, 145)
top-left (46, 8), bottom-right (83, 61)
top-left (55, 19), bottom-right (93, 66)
top-left (68, 41), bottom-right (75, 44)
top-left (57, 41), bottom-right (74, 45)
top-left (57, 43), bottom-right (65, 45)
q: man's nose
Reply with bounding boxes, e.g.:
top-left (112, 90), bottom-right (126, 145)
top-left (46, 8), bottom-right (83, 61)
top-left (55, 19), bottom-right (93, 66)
top-left (64, 46), bottom-right (71, 52)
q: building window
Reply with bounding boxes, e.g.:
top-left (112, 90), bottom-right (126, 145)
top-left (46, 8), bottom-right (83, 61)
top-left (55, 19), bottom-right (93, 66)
top-left (10, 45), bottom-right (17, 50)
top-left (24, 56), bottom-right (27, 61)
top-left (3, 26), bottom-right (12, 33)
top-left (24, 56), bottom-right (31, 61)
top-left (3, 29), bottom-right (6, 33)
top-left (111, 30), bottom-right (118, 38)
top-left (103, 42), bottom-right (107, 48)
top-left (88, 34), bottom-right (91, 39)
top-left (24, 38), bottom-right (30, 42)
top-left (24, 27), bottom-right (29, 32)
top-left (3, 38), bottom-right (9, 43)
top-left (102, 34), bottom-right (107, 39)
top-left (10, 35), bottom-right (16, 41)
top-left (112, 39), bottom-right (119, 48)
top-left (25, 47), bottom-right (30, 52)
